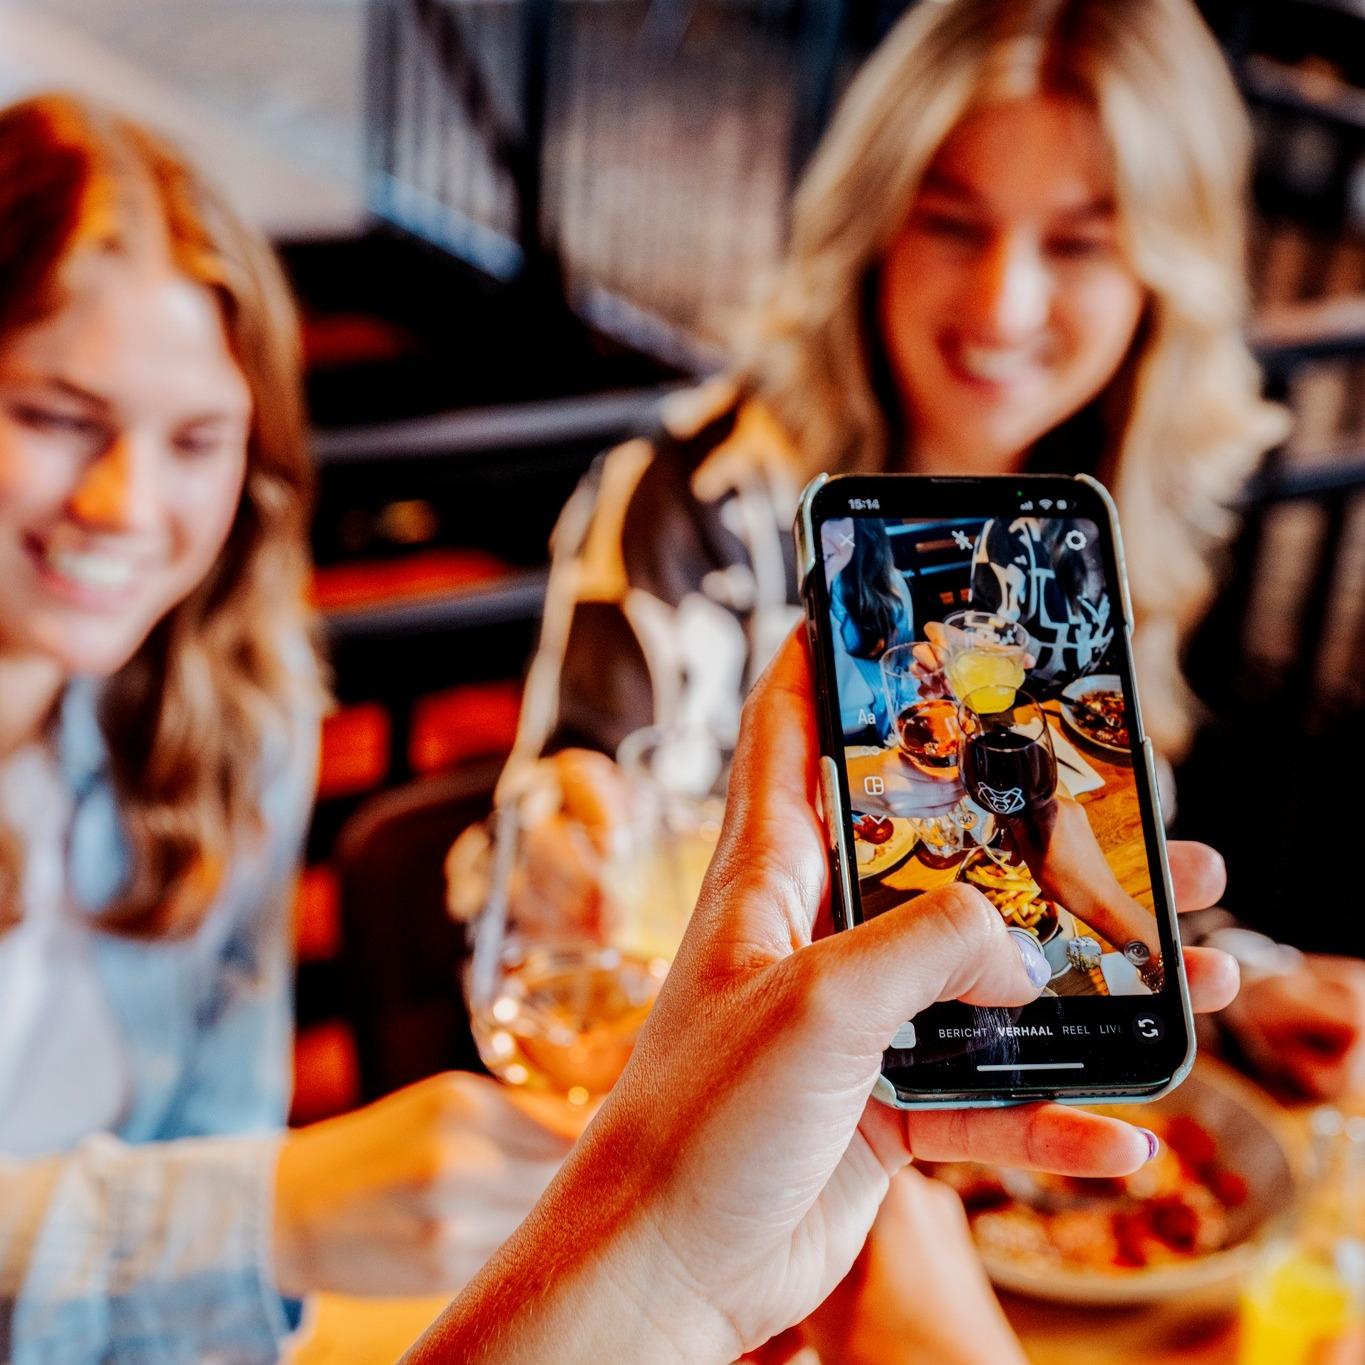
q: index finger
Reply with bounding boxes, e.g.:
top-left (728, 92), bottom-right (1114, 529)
top-left (903, 1101), bottom-right (1154, 1175)
top-left (1167, 841), bottom-right (1226, 911)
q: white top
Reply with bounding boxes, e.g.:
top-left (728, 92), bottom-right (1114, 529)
top-left (0, 743), bottom-right (128, 1155)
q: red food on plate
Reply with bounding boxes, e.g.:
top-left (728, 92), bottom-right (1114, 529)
top-left (926, 1114), bottom-right (1245, 1274)
top-left (853, 812), bottom-right (895, 845)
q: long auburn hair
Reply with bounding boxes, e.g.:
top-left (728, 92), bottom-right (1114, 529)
top-left (0, 94), bottom-right (321, 936)
top-left (745, 0), bottom-right (1288, 756)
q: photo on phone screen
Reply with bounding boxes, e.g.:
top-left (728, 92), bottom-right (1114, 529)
top-left (802, 476), bottom-right (1191, 1103)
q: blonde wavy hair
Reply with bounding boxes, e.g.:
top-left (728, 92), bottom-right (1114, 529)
top-left (747, 0), bottom-right (1288, 756)
top-left (0, 94), bottom-right (321, 935)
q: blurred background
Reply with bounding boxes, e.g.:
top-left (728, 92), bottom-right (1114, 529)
top-left (4, 0), bottom-right (1360, 1125)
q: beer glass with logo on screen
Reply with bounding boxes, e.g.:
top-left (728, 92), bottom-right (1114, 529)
top-left (958, 688), bottom-right (1058, 822)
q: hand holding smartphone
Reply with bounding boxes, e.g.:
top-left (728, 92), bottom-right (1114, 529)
top-left (796, 472), bottom-right (1195, 1107)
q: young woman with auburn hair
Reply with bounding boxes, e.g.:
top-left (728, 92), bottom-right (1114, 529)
top-left (0, 96), bottom-right (570, 1361)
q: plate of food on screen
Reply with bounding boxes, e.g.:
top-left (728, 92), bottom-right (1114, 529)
top-left (925, 1066), bottom-right (1295, 1306)
top-left (958, 848), bottom-right (1072, 978)
top-left (850, 809), bottom-right (917, 879)
top-left (1059, 674), bottom-right (1130, 755)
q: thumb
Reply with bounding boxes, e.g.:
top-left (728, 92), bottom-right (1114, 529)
top-left (693, 629), bottom-right (829, 953)
top-left (798, 883), bottom-right (1050, 1048)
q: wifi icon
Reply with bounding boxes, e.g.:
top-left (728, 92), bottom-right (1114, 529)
top-left (1039, 498), bottom-right (1053, 510)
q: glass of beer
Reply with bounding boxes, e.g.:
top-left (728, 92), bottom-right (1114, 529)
top-left (958, 688), bottom-right (1058, 821)
top-left (464, 732), bottom-right (721, 1108)
top-left (880, 643), bottom-right (962, 774)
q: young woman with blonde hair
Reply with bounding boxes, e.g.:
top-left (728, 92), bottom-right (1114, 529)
top-left (499, 0), bottom-right (1363, 1086)
top-left (0, 95), bottom-right (570, 1361)
top-left (475, 0), bottom-right (1362, 1356)
top-left (516, 0), bottom-right (1283, 767)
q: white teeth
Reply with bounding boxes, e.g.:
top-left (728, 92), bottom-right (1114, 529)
top-left (45, 548), bottom-right (138, 591)
top-left (956, 345), bottom-right (1036, 382)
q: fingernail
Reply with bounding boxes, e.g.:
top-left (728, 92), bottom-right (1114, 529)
top-left (1008, 928), bottom-right (1051, 991)
top-left (1140, 1128), bottom-right (1160, 1162)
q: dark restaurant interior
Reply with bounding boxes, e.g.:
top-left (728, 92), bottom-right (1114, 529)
top-left (1, 0), bottom-right (1364, 1361)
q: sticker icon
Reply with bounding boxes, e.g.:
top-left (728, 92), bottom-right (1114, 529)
top-left (863, 775), bottom-right (886, 797)
top-left (977, 784), bottom-right (1025, 815)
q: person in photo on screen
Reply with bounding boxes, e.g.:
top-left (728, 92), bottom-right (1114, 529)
top-left (822, 516), bottom-right (915, 741)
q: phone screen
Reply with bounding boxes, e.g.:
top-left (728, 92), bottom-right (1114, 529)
top-left (806, 476), bottom-right (1189, 1101)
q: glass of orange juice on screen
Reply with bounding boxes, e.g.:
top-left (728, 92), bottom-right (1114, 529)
top-left (939, 610), bottom-right (1029, 712)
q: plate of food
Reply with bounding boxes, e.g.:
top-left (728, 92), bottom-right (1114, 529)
top-left (851, 810), bottom-right (917, 879)
top-left (1060, 674), bottom-right (1130, 755)
top-left (926, 1065), bottom-right (1295, 1305)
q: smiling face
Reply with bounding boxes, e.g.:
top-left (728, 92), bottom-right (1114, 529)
top-left (0, 250), bottom-right (252, 678)
top-left (879, 93), bottom-right (1146, 475)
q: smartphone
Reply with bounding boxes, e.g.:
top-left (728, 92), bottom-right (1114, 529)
top-left (795, 472), bottom-right (1194, 1108)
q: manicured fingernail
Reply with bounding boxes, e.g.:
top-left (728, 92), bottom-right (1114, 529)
top-left (1141, 1128), bottom-right (1160, 1162)
top-left (1007, 928), bottom-right (1051, 990)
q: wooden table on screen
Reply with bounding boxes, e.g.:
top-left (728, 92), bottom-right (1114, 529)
top-left (861, 710), bottom-right (1149, 934)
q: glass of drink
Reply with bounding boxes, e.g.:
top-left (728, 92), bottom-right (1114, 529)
top-left (939, 610), bottom-right (1030, 711)
top-left (881, 643), bottom-right (962, 774)
top-left (465, 732), bottom-right (722, 1108)
top-left (958, 688), bottom-right (1058, 821)
top-left (615, 726), bottom-right (727, 960)
top-left (465, 805), bottom-right (677, 1108)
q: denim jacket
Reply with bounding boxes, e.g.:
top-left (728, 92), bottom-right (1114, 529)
top-left (0, 676), bottom-right (318, 1365)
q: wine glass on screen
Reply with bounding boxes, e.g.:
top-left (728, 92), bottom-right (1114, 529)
top-left (958, 688), bottom-right (1058, 823)
top-left (939, 610), bottom-right (1030, 711)
top-left (881, 643), bottom-right (970, 865)
top-left (880, 643), bottom-right (961, 775)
